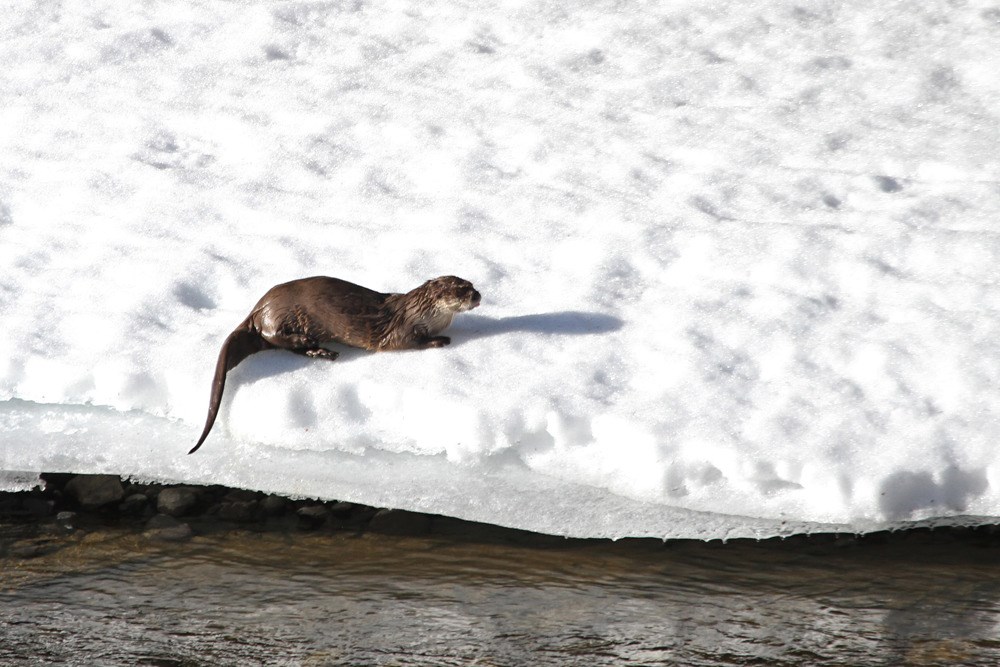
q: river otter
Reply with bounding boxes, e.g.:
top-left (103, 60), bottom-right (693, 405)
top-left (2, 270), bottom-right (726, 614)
top-left (189, 275), bottom-right (481, 454)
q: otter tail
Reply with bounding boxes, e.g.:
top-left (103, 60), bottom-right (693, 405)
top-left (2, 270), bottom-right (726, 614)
top-left (189, 322), bottom-right (271, 454)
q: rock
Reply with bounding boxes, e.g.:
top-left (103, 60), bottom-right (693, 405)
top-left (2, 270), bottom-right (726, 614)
top-left (39, 472), bottom-right (74, 493)
top-left (119, 493), bottom-right (149, 517)
top-left (224, 489), bottom-right (260, 503)
top-left (0, 494), bottom-right (53, 519)
top-left (260, 495), bottom-right (287, 516)
top-left (146, 513), bottom-right (181, 530)
top-left (296, 505), bottom-right (329, 530)
top-left (153, 525), bottom-right (193, 541)
top-left (157, 486), bottom-right (201, 517)
top-left (123, 483), bottom-right (156, 498)
top-left (22, 496), bottom-right (54, 518)
top-left (64, 475), bottom-right (124, 509)
top-left (0, 494), bottom-right (21, 517)
top-left (347, 505), bottom-right (378, 526)
top-left (368, 509), bottom-right (432, 536)
top-left (144, 513), bottom-right (193, 541)
top-left (138, 484), bottom-right (165, 500)
top-left (328, 501), bottom-right (355, 519)
top-left (10, 539), bottom-right (60, 558)
top-left (217, 500), bottom-right (259, 523)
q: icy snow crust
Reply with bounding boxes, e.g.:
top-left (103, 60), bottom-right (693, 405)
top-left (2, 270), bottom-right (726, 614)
top-left (2, 0), bottom-right (999, 539)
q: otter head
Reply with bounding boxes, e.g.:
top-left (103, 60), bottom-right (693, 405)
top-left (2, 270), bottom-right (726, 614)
top-left (422, 275), bottom-right (481, 313)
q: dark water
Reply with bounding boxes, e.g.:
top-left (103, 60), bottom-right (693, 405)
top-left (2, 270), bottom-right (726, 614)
top-left (2, 521), bottom-right (999, 666)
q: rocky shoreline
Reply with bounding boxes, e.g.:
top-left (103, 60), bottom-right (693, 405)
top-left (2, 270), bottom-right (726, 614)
top-left (3, 473), bottom-right (1000, 552)
top-left (0, 472), bottom-right (578, 547)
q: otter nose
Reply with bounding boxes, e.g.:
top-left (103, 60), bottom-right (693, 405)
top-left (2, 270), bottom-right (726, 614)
top-left (471, 290), bottom-right (481, 306)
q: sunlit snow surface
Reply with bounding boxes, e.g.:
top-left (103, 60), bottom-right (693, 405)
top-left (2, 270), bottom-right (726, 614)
top-left (2, 0), bottom-right (999, 539)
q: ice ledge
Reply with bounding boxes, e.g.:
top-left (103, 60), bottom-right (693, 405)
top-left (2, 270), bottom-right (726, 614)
top-left (1, 399), bottom-right (995, 540)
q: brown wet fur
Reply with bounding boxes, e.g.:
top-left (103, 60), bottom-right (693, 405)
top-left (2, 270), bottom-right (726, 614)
top-left (190, 275), bottom-right (481, 454)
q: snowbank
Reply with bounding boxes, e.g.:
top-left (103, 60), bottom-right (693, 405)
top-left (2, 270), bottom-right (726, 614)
top-left (2, 0), bottom-right (999, 538)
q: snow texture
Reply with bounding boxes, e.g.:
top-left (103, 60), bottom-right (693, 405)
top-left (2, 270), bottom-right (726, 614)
top-left (2, 0), bottom-right (999, 539)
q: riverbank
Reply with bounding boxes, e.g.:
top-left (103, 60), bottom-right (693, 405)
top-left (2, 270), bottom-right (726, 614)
top-left (1, 472), bottom-right (576, 548)
top-left (4, 473), bottom-right (1000, 554)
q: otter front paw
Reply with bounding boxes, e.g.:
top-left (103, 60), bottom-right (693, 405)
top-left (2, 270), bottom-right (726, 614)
top-left (306, 348), bottom-right (339, 360)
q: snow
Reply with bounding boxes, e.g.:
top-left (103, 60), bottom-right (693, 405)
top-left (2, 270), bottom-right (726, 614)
top-left (2, 0), bottom-right (999, 539)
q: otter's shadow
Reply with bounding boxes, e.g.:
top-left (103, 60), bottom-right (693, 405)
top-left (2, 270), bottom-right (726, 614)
top-left (449, 311), bottom-right (624, 340)
top-left (230, 311), bottom-right (622, 384)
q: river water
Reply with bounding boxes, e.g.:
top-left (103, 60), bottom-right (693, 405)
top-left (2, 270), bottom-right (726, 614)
top-left (1, 520), bottom-right (999, 666)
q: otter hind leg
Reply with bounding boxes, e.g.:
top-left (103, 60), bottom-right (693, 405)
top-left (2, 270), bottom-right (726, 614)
top-left (263, 331), bottom-right (339, 360)
top-left (417, 335), bottom-right (451, 348)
